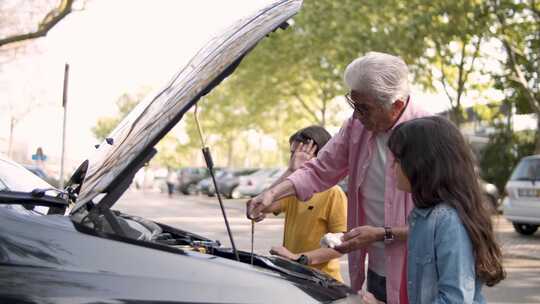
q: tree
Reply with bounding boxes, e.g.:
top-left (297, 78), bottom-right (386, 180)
top-left (91, 93), bottom-right (140, 141)
top-left (183, 79), bottom-right (276, 168)
top-left (153, 135), bottom-right (183, 169)
top-left (488, 0), bottom-right (540, 152)
top-left (480, 122), bottom-right (536, 191)
top-left (0, 0), bottom-right (76, 49)
top-left (3, 97), bottom-right (41, 158)
top-left (178, 0), bottom-right (453, 167)
top-left (232, 0), bottom-right (429, 130)
top-left (407, 0), bottom-right (492, 126)
top-left (92, 88), bottom-right (191, 169)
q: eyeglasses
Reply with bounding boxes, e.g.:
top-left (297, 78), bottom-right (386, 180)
top-left (345, 93), bottom-right (410, 116)
top-left (345, 93), bottom-right (372, 116)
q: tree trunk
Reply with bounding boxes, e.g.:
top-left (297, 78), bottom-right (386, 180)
top-left (8, 117), bottom-right (14, 158)
top-left (226, 138), bottom-right (234, 167)
top-left (321, 106), bottom-right (326, 127)
top-left (535, 114), bottom-right (540, 154)
top-left (451, 107), bottom-right (462, 128)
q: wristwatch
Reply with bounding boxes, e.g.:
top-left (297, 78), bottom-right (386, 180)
top-left (383, 226), bottom-right (395, 244)
top-left (296, 254), bottom-right (309, 265)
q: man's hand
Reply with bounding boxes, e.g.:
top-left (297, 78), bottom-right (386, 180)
top-left (249, 190), bottom-right (275, 220)
top-left (269, 246), bottom-right (299, 261)
top-left (289, 140), bottom-right (317, 172)
top-left (359, 291), bottom-right (385, 304)
top-left (333, 226), bottom-right (384, 254)
top-left (246, 195), bottom-right (266, 222)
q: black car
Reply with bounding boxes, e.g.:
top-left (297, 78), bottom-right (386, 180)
top-left (217, 168), bottom-right (259, 199)
top-left (0, 1), bottom-right (361, 303)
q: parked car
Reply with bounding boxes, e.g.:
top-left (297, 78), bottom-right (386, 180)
top-left (177, 167), bottom-right (209, 194)
top-left (2, 157), bottom-right (55, 215)
top-left (217, 168), bottom-right (259, 199)
top-left (480, 178), bottom-right (500, 213)
top-left (23, 165), bottom-right (60, 188)
top-left (197, 169), bottom-right (226, 196)
top-left (237, 168), bottom-right (284, 197)
top-left (503, 155), bottom-right (540, 235)
top-left (336, 175), bottom-right (496, 213)
top-left (0, 2), bottom-right (361, 302)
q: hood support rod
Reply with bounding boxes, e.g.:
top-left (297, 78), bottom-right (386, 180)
top-left (194, 105), bottom-right (240, 262)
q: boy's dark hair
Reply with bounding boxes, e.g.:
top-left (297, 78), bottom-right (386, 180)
top-left (289, 125), bottom-right (331, 156)
top-left (388, 116), bottom-right (505, 287)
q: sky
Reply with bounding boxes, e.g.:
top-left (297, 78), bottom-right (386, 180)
top-left (0, 0), bottom-right (481, 170)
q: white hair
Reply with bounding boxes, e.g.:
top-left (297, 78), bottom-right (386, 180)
top-left (344, 52), bottom-right (410, 108)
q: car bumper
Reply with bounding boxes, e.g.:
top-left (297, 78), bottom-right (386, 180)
top-left (503, 197), bottom-right (540, 224)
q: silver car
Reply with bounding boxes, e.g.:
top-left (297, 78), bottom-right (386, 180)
top-left (503, 155), bottom-right (540, 235)
top-left (238, 168), bottom-right (285, 197)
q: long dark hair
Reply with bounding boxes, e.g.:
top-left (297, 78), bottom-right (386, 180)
top-left (388, 116), bottom-right (505, 286)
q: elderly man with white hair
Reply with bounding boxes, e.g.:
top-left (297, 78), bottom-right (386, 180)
top-left (248, 52), bottom-right (428, 304)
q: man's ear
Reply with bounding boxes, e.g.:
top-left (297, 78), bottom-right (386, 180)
top-left (391, 99), bottom-right (406, 115)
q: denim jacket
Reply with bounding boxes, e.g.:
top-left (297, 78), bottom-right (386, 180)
top-left (407, 204), bottom-right (486, 304)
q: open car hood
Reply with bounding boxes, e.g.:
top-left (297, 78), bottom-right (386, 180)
top-left (70, 0), bottom-right (302, 215)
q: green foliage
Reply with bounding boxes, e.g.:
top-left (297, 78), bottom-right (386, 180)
top-left (183, 0), bottom-right (434, 166)
top-left (91, 93), bottom-right (141, 141)
top-left (92, 0), bottom-right (540, 169)
top-left (488, 0), bottom-right (540, 151)
top-left (154, 135), bottom-right (183, 169)
top-left (480, 124), bottom-right (536, 192)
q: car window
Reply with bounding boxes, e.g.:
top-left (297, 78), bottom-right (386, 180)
top-left (0, 160), bottom-right (52, 192)
top-left (213, 170), bottom-right (225, 178)
top-left (511, 158), bottom-right (540, 181)
top-left (0, 179), bottom-right (8, 191)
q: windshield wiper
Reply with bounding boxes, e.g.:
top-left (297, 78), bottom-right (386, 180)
top-left (0, 190), bottom-right (69, 209)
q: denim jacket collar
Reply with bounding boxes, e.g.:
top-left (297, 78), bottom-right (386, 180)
top-left (412, 206), bottom-right (433, 218)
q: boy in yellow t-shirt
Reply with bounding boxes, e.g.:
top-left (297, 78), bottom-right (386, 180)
top-left (248, 126), bottom-right (347, 282)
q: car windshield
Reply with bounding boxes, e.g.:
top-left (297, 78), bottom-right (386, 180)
top-left (510, 158), bottom-right (540, 181)
top-left (0, 159), bottom-right (53, 215)
top-left (0, 159), bottom-right (52, 192)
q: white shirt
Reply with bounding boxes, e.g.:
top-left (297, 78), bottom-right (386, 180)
top-left (361, 133), bottom-right (389, 276)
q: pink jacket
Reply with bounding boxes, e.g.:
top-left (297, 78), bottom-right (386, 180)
top-left (287, 102), bottom-right (429, 304)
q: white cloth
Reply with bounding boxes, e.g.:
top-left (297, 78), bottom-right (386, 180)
top-left (361, 133), bottom-right (389, 276)
top-left (320, 232), bottom-right (344, 248)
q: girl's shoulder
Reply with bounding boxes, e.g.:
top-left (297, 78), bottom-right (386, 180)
top-left (430, 203), bottom-right (469, 241)
top-left (431, 203), bottom-right (461, 224)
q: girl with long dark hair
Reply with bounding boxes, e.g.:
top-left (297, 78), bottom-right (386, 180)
top-left (378, 116), bottom-right (505, 303)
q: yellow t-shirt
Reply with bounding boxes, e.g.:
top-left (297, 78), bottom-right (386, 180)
top-left (276, 185), bottom-right (347, 282)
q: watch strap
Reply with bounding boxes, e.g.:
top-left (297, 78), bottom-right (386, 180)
top-left (384, 226), bottom-right (394, 243)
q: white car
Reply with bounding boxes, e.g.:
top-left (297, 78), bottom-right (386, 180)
top-left (503, 155), bottom-right (540, 235)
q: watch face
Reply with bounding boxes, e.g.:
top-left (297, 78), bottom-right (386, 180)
top-left (298, 255), bottom-right (309, 265)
